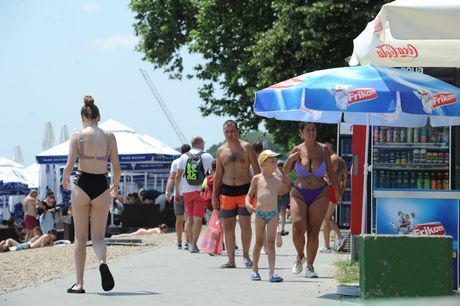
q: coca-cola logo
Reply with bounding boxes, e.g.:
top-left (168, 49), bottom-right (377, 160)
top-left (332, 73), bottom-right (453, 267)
top-left (414, 222), bottom-right (446, 236)
top-left (374, 15), bottom-right (383, 35)
top-left (348, 88), bottom-right (378, 104)
top-left (433, 93), bottom-right (457, 109)
top-left (376, 44), bottom-right (419, 59)
top-left (269, 77), bottom-right (303, 89)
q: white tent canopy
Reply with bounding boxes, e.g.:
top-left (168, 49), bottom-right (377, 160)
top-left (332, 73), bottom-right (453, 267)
top-left (349, 0), bottom-right (460, 67)
top-left (35, 119), bottom-right (180, 200)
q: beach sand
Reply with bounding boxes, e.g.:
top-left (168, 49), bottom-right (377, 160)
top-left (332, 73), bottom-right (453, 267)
top-left (0, 233), bottom-right (176, 294)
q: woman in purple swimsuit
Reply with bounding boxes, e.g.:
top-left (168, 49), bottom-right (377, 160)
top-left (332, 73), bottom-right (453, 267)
top-left (284, 122), bottom-right (339, 278)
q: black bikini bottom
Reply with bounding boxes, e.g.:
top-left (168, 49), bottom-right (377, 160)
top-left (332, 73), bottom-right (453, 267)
top-left (74, 170), bottom-right (110, 200)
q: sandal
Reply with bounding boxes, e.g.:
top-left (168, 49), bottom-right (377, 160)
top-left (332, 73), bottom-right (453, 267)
top-left (251, 272), bottom-right (261, 281)
top-left (67, 284), bottom-right (85, 294)
top-left (220, 262), bottom-right (236, 269)
top-left (269, 274), bottom-right (284, 283)
top-left (99, 263), bottom-right (115, 291)
top-left (243, 257), bottom-right (253, 268)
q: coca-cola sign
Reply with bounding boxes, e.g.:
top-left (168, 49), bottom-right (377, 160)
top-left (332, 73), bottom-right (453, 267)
top-left (269, 77), bottom-right (303, 89)
top-left (376, 44), bottom-right (419, 59)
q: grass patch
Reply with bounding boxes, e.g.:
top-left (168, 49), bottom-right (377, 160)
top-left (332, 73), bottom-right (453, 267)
top-left (335, 259), bottom-right (359, 284)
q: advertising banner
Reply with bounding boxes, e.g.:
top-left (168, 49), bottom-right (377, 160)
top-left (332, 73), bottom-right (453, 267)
top-left (376, 196), bottom-right (459, 289)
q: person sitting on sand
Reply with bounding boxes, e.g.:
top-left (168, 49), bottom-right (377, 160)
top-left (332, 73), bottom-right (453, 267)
top-left (8, 229), bottom-right (57, 252)
top-left (110, 224), bottom-right (168, 238)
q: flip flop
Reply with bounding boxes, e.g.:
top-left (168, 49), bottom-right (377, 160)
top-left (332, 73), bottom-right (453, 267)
top-left (220, 262), bottom-right (236, 268)
top-left (269, 274), bottom-right (284, 283)
top-left (243, 258), bottom-right (253, 268)
top-left (67, 284), bottom-right (85, 294)
top-left (251, 272), bottom-right (261, 281)
top-left (99, 263), bottom-right (115, 291)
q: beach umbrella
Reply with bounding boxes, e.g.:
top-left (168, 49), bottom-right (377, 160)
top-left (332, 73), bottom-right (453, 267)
top-left (254, 64), bottom-right (460, 233)
top-left (11, 144), bottom-right (24, 165)
top-left (56, 123), bottom-right (69, 145)
top-left (40, 121), bottom-right (56, 199)
top-left (349, 0), bottom-right (460, 67)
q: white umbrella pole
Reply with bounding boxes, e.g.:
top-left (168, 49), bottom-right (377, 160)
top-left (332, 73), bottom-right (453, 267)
top-left (361, 114), bottom-right (370, 234)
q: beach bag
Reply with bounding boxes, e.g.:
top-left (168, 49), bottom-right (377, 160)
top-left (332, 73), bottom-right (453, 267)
top-left (201, 210), bottom-right (223, 255)
top-left (185, 152), bottom-right (206, 185)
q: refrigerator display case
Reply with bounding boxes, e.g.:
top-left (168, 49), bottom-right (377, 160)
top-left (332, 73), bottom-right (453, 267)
top-left (337, 123), bottom-right (353, 229)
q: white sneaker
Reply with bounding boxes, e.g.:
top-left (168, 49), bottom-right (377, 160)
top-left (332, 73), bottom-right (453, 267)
top-left (306, 264), bottom-right (318, 278)
top-left (319, 247), bottom-right (332, 253)
top-left (291, 256), bottom-right (306, 274)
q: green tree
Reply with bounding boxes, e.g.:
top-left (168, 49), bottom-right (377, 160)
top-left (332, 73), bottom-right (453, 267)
top-left (131, 0), bottom-right (388, 150)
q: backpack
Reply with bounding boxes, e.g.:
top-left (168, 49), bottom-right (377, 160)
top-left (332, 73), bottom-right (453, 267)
top-left (185, 152), bottom-right (206, 185)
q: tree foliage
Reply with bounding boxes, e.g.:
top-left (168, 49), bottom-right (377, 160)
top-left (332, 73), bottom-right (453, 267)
top-left (131, 0), bottom-right (389, 150)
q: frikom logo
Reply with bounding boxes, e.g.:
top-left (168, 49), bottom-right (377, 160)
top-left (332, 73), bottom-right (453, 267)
top-left (433, 93), bottom-right (457, 108)
top-left (269, 77), bottom-right (304, 89)
top-left (413, 89), bottom-right (457, 114)
top-left (414, 222), bottom-right (446, 236)
top-left (328, 85), bottom-right (377, 110)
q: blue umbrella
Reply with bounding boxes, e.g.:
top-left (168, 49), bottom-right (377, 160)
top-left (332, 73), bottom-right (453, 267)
top-left (255, 65), bottom-right (460, 127)
top-left (254, 65), bottom-right (460, 233)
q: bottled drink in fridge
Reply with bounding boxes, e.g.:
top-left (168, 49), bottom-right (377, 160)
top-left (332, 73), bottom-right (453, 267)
top-left (436, 173), bottom-right (442, 190)
top-left (442, 127), bottom-right (449, 144)
top-left (443, 172), bottom-right (449, 190)
top-left (420, 127), bottom-right (427, 143)
top-left (393, 128), bottom-right (398, 143)
top-left (430, 173), bottom-right (437, 190)
top-left (410, 172), bottom-right (416, 189)
top-left (407, 128), bottom-right (413, 143)
top-left (373, 127), bottom-right (379, 143)
top-left (423, 172), bottom-right (430, 189)
top-left (400, 128), bottom-right (405, 143)
top-left (413, 127), bottom-right (419, 143)
top-left (403, 171), bottom-right (409, 188)
top-left (416, 172), bottom-right (424, 189)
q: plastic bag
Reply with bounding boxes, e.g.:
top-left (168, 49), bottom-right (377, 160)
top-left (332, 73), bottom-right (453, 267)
top-left (200, 209), bottom-right (223, 255)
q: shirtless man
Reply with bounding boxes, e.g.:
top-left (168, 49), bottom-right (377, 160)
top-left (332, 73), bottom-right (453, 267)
top-left (321, 143), bottom-right (348, 253)
top-left (23, 189), bottom-right (39, 241)
top-left (212, 120), bottom-right (260, 268)
top-left (9, 229), bottom-right (57, 251)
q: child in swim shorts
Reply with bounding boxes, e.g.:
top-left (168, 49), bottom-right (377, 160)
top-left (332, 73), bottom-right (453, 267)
top-left (245, 150), bottom-right (291, 282)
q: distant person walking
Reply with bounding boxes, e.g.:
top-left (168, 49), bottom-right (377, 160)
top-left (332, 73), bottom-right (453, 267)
top-left (321, 143), bottom-right (348, 253)
top-left (23, 189), bottom-right (39, 241)
top-left (213, 120), bottom-right (260, 268)
top-left (283, 122), bottom-right (339, 278)
top-left (165, 144), bottom-right (191, 249)
top-left (62, 95), bottom-right (121, 293)
top-left (175, 136), bottom-right (213, 253)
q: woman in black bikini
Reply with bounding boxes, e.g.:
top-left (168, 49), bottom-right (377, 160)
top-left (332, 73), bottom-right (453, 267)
top-left (62, 96), bottom-right (121, 293)
top-left (284, 122), bottom-right (339, 278)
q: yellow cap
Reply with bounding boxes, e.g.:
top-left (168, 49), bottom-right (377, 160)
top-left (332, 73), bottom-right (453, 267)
top-left (258, 149), bottom-right (281, 165)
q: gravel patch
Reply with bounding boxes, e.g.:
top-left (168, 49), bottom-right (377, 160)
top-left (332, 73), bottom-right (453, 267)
top-left (0, 233), bottom-right (176, 294)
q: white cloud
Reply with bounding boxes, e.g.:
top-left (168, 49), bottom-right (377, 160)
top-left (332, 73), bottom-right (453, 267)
top-left (91, 34), bottom-right (140, 51)
top-left (81, 2), bottom-right (99, 13)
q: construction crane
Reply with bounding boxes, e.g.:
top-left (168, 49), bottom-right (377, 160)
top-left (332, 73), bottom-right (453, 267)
top-left (139, 68), bottom-right (187, 144)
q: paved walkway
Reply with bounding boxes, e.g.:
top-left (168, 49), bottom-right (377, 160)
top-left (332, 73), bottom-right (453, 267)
top-left (1, 223), bottom-right (459, 306)
top-left (1, 223), bottom-right (349, 305)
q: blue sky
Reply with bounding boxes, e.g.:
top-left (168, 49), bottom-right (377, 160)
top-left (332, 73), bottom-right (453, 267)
top-left (0, 0), bottom-right (229, 166)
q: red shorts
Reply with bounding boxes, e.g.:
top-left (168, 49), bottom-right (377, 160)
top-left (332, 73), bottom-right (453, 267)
top-left (24, 214), bottom-right (38, 230)
top-left (328, 185), bottom-right (339, 204)
top-left (183, 191), bottom-right (206, 218)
